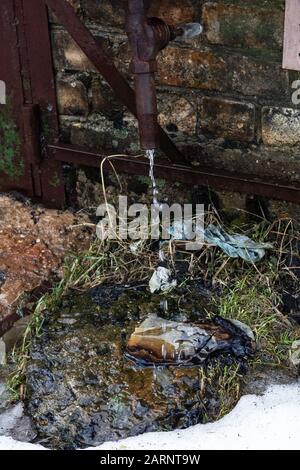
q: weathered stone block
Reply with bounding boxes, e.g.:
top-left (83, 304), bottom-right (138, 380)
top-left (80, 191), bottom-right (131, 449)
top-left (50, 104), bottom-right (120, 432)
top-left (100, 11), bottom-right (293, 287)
top-left (61, 114), bottom-right (139, 154)
top-left (158, 95), bottom-right (197, 135)
top-left (268, 200), bottom-right (300, 221)
top-left (80, 0), bottom-right (197, 27)
top-left (218, 190), bottom-right (247, 213)
top-left (158, 47), bottom-right (228, 91)
top-left (203, 2), bottom-right (284, 50)
top-left (149, 0), bottom-right (197, 25)
top-left (52, 30), bottom-right (96, 72)
top-left (262, 107), bottom-right (300, 146)
top-left (80, 0), bottom-right (196, 27)
top-left (52, 30), bottom-right (128, 73)
top-left (57, 77), bottom-right (89, 116)
top-left (229, 53), bottom-right (289, 99)
top-left (186, 138), bottom-right (300, 184)
top-left (49, 0), bottom-right (300, 190)
top-left (90, 78), bottom-right (125, 120)
top-left (200, 97), bottom-right (255, 142)
top-left (80, 0), bottom-right (125, 27)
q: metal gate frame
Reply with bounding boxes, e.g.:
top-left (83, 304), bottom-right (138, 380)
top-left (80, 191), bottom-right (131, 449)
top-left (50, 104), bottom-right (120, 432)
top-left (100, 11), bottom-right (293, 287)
top-left (1, 0), bottom-right (300, 206)
top-left (0, 0), bottom-right (65, 206)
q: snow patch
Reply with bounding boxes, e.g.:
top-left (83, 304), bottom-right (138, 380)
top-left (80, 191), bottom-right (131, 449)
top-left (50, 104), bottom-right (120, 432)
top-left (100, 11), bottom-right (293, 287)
top-left (0, 382), bottom-right (299, 450)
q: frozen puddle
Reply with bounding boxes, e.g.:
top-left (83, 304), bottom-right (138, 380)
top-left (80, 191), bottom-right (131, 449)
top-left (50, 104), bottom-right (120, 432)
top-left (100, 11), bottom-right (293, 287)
top-left (0, 382), bottom-right (299, 450)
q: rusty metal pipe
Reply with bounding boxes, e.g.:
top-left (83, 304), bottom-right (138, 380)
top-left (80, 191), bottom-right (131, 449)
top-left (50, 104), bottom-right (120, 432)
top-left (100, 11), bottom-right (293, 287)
top-left (126, 0), bottom-right (202, 150)
top-left (134, 72), bottom-right (158, 149)
top-left (126, 1), bottom-right (177, 150)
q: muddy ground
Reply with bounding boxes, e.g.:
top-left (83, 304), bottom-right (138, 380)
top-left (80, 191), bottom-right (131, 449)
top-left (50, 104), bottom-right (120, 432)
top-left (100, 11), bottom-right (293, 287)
top-left (0, 193), bottom-right (299, 449)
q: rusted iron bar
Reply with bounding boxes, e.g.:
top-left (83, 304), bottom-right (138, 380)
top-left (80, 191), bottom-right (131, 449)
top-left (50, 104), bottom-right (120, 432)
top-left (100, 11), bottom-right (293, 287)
top-left (49, 144), bottom-right (300, 203)
top-left (43, 0), bottom-right (188, 166)
top-left (22, 0), bottom-right (66, 206)
top-left (0, 1), bottom-right (65, 204)
top-left (0, 0), bottom-right (34, 195)
top-left (126, 0), bottom-right (176, 150)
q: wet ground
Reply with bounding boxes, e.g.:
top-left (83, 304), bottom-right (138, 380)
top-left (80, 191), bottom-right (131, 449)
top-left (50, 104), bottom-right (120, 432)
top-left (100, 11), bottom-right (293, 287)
top-left (24, 282), bottom-right (254, 449)
top-left (0, 194), bottom-right (299, 449)
top-left (0, 290), bottom-right (297, 450)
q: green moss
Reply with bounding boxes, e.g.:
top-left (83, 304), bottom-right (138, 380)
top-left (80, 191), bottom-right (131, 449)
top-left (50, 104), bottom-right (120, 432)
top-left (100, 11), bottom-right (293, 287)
top-left (0, 104), bottom-right (23, 179)
top-left (220, 17), bottom-right (248, 46)
top-left (155, 178), bottom-right (166, 190)
top-left (136, 176), bottom-right (151, 184)
top-left (49, 172), bottom-right (61, 188)
top-left (253, 18), bottom-right (275, 45)
top-left (112, 128), bottom-right (129, 140)
top-left (240, 47), bottom-right (281, 63)
top-left (129, 142), bottom-right (140, 153)
top-left (22, 78), bottom-right (30, 92)
top-left (221, 0), bottom-right (284, 11)
top-left (41, 115), bottom-right (50, 138)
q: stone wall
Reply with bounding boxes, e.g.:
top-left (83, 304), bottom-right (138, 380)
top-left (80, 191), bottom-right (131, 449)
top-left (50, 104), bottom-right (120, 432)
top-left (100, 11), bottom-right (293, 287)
top-left (51, 0), bottom-right (300, 185)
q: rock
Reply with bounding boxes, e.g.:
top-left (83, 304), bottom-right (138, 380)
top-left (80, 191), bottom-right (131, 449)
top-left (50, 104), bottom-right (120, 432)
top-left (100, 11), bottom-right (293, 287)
top-left (127, 314), bottom-right (254, 365)
top-left (0, 382), bottom-right (10, 410)
top-left (0, 402), bottom-right (36, 442)
top-left (229, 319), bottom-right (255, 343)
top-left (290, 340), bottom-right (300, 367)
top-left (0, 272), bottom-right (6, 287)
top-left (2, 316), bottom-right (31, 353)
top-left (0, 403), bottom-right (24, 435)
top-left (0, 194), bottom-right (90, 336)
top-left (0, 340), bottom-right (5, 366)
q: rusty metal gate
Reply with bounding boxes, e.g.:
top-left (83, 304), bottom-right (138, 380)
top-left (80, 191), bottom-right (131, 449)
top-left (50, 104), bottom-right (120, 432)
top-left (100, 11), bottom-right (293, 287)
top-left (1, 0), bottom-right (300, 207)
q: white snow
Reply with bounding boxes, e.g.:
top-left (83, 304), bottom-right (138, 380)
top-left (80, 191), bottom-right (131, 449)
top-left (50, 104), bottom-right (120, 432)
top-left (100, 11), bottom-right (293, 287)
top-left (0, 382), bottom-right (299, 451)
top-left (0, 403), bottom-right (24, 435)
top-left (0, 436), bottom-right (45, 450)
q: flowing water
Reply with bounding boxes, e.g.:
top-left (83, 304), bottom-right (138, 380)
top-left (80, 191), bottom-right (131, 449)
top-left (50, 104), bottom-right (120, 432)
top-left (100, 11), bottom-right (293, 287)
top-left (147, 149), bottom-right (159, 208)
top-left (25, 284), bottom-right (226, 449)
top-left (146, 149), bottom-right (165, 262)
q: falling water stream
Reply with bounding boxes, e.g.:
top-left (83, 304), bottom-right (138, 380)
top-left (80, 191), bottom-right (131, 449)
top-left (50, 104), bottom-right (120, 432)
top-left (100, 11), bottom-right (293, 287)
top-left (147, 149), bottom-right (158, 207)
top-left (146, 149), bottom-right (165, 263)
top-left (146, 149), bottom-right (168, 359)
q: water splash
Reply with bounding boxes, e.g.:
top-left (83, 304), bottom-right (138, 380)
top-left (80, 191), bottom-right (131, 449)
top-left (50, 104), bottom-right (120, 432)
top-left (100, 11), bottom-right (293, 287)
top-left (147, 149), bottom-right (159, 207)
top-left (160, 299), bottom-right (168, 313)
